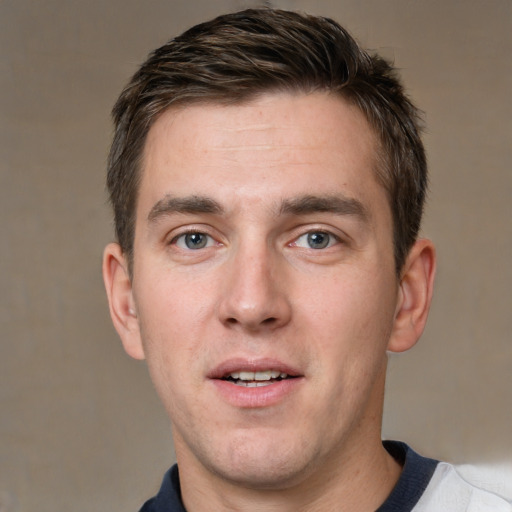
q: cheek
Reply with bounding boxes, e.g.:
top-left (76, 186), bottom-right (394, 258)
top-left (308, 273), bottom-right (394, 415)
top-left (135, 264), bottom-right (213, 338)
top-left (305, 268), bottom-right (396, 335)
top-left (137, 310), bottom-right (205, 433)
top-left (133, 272), bottom-right (209, 388)
top-left (301, 269), bottom-right (397, 379)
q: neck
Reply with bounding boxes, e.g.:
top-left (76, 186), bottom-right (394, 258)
top-left (178, 438), bottom-right (401, 512)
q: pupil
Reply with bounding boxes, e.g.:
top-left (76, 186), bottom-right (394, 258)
top-left (185, 233), bottom-right (207, 249)
top-left (308, 232), bottom-right (329, 249)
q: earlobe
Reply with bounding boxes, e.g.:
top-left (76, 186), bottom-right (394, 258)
top-left (387, 238), bottom-right (436, 353)
top-left (102, 243), bottom-right (145, 360)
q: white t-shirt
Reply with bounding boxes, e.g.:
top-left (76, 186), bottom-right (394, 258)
top-left (414, 461), bottom-right (512, 511)
top-left (378, 441), bottom-right (512, 511)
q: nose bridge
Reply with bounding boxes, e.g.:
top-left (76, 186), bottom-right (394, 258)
top-left (218, 235), bottom-right (290, 330)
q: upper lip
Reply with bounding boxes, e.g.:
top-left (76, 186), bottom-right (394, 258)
top-left (207, 358), bottom-right (302, 379)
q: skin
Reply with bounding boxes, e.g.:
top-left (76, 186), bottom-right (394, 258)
top-left (103, 92), bottom-right (436, 511)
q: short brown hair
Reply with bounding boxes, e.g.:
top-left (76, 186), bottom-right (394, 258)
top-left (107, 8), bottom-right (427, 275)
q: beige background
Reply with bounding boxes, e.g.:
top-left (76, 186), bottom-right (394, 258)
top-left (1, 0), bottom-right (511, 511)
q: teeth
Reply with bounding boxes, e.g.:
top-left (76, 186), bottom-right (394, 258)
top-left (244, 381), bottom-right (271, 387)
top-left (226, 370), bottom-right (289, 381)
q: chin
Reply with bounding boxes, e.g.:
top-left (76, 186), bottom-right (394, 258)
top-left (214, 459), bottom-right (311, 490)
top-left (203, 430), bottom-right (319, 490)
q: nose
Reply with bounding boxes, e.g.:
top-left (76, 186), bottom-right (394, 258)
top-left (217, 243), bottom-right (292, 332)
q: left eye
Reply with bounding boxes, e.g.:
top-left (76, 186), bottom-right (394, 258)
top-left (174, 232), bottom-right (215, 250)
top-left (293, 231), bottom-right (338, 250)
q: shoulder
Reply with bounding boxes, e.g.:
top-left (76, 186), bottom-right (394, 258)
top-left (380, 441), bottom-right (511, 512)
top-left (414, 461), bottom-right (512, 511)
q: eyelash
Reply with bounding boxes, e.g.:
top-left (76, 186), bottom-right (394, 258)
top-left (170, 230), bottom-right (217, 250)
top-left (290, 230), bottom-right (341, 250)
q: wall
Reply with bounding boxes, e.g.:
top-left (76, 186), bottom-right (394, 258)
top-left (1, 0), bottom-right (510, 510)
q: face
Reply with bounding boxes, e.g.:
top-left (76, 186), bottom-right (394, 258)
top-left (125, 93), bottom-right (402, 488)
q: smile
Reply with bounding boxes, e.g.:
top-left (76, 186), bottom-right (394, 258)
top-left (223, 370), bottom-right (291, 387)
top-left (208, 358), bottom-right (303, 407)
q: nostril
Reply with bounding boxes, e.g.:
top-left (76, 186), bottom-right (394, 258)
top-left (224, 316), bottom-right (277, 327)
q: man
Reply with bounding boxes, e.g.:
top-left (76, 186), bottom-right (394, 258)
top-left (102, 8), bottom-right (511, 512)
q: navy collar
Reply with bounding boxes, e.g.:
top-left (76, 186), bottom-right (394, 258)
top-left (377, 441), bottom-right (439, 511)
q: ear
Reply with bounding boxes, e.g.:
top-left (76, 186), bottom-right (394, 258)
top-left (102, 243), bottom-right (145, 360)
top-left (387, 238), bottom-right (436, 353)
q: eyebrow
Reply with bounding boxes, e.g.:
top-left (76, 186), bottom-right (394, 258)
top-left (280, 194), bottom-right (368, 221)
top-left (148, 195), bottom-right (224, 222)
top-left (147, 193), bottom-right (368, 223)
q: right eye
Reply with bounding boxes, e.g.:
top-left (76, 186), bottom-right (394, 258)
top-left (173, 232), bottom-right (215, 250)
top-left (292, 230), bottom-right (339, 250)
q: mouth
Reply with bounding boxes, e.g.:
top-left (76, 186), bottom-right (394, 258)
top-left (208, 359), bottom-right (303, 407)
top-left (222, 370), bottom-right (297, 388)
top-left (208, 358), bottom-right (302, 386)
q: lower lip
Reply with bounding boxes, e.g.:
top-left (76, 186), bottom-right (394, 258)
top-left (210, 378), bottom-right (303, 408)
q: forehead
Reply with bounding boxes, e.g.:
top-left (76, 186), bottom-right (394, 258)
top-left (139, 92), bottom-right (385, 217)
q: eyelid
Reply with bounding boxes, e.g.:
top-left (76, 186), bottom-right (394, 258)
top-left (173, 232), bottom-right (215, 249)
top-left (291, 230), bottom-right (341, 249)
top-left (287, 223), bottom-right (348, 246)
top-left (168, 225), bottom-right (222, 248)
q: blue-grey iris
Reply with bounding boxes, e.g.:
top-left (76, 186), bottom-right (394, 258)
top-left (185, 233), bottom-right (208, 249)
top-left (308, 232), bottom-right (330, 249)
